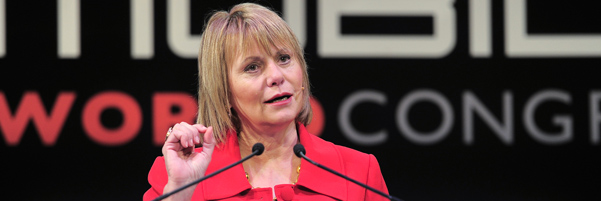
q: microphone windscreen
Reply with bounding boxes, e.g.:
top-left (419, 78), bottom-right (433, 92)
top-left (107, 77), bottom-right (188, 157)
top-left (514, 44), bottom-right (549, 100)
top-left (252, 143), bottom-right (265, 155)
top-left (293, 144), bottom-right (306, 158)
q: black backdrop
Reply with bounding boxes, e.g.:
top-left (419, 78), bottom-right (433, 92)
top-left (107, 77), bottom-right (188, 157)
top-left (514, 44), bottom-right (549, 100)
top-left (1, 0), bottom-right (601, 200)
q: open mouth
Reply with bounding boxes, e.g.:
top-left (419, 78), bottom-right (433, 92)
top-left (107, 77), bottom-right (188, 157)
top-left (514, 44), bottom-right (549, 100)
top-left (265, 95), bottom-right (292, 103)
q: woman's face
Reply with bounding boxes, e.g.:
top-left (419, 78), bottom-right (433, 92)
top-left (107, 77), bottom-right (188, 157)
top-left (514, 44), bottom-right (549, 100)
top-left (228, 42), bottom-right (304, 129)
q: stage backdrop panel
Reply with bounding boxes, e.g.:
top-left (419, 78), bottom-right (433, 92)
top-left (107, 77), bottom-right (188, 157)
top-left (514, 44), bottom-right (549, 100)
top-left (1, 0), bottom-right (600, 200)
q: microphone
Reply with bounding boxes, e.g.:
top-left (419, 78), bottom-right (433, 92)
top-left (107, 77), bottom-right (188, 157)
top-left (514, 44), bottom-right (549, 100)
top-left (152, 143), bottom-right (265, 201)
top-left (293, 144), bottom-right (403, 201)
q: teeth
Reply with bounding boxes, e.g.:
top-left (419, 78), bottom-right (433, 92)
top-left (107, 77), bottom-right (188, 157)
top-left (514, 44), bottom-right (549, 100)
top-left (273, 96), bottom-right (289, 102)
top-left (274, 96), bottom-right (288, 102)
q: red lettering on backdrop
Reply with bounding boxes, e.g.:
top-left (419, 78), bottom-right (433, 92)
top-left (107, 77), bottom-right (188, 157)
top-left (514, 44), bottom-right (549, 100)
top-left (0, 91), bottom-right (76, 146)
top-left (82, 91), bottom-right (141, 146)
top-left (307, 97), bottom-right (325, 137)
top-left (152, 92), bottom-right (197, 146)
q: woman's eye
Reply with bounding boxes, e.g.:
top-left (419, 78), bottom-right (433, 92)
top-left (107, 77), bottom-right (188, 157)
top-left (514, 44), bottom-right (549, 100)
top-left (279, 55), bottom-right (291, 63)
top-left (244, 64), bottom-right (259, 72)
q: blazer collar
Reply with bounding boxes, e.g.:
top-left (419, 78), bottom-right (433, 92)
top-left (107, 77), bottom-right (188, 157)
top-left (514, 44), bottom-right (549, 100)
top-left (201, 124), bottom-right (347, 200)
top-left (296, 124), bottom-right (348, 200)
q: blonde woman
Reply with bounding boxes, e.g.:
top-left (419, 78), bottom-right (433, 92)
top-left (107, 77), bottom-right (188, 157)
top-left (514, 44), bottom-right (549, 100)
top-left (144, 3), bottom-right (389, 201)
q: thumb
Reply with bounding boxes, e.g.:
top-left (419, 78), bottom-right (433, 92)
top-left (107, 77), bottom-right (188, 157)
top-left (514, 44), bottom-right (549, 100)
top-left (200, 126), bottom-right (215, 156)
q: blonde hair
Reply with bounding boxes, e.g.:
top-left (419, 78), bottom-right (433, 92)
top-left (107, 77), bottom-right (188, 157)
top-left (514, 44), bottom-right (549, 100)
top-left (196, 3), bottom-right (312, 144)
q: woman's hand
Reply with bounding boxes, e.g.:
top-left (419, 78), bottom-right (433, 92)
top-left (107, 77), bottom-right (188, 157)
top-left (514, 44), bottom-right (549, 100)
top-left (161, 122), bottom-right (216, 201)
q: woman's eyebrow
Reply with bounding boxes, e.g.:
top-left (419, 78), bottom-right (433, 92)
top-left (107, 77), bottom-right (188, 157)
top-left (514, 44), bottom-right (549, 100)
top-left (275, 48), bottom-right (291, 55)
top-left (241, 56), bottom-right (262, 63)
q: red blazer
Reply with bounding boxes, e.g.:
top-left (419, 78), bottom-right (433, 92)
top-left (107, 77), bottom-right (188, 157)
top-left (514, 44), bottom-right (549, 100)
top-left (143, 124), bottom-right (389, 201)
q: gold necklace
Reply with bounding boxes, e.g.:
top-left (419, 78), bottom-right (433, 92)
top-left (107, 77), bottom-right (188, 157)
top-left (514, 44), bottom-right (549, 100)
top-left (245, 165), bottom-right (301, 189)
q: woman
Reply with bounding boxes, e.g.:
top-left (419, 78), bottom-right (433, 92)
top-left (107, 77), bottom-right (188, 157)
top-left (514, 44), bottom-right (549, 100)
top-left (143, 3), bottom-right (389, 201)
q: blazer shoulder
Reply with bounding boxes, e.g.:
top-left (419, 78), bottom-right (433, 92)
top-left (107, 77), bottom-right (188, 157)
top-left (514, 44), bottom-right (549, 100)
top-left (305, 133), bottom-right (373, 165)
top-left (334, 143), bottom-right (372, 163)
top-left (331, 144), bottom-right (389, 198)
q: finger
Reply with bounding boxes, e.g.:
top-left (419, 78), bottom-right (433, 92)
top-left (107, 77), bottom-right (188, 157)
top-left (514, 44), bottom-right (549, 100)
top-left (165, 123), bottom-right (181, 144)
top-left (185, 123), bottom-right (202, 145)
top-left (194, 131), bottom-right (201, 145)
top-left (200, 126), bottom-right (216, 156)
top-left (178, 122), bottom-right (198, 147)
top-left (193, 124), bottom-right (207, 144)
top-left (194, 124), bottom-right (208, 132)
top-left (173, 124), bottom-right (192, 148)
top-left (162, 125), bottom-right (183, 156)
top-left (186, 123), bottom-right (206, 145)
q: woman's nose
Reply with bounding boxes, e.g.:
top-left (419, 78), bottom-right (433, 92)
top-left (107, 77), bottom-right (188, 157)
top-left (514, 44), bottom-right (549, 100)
top-left (266, 62), bottom-right (284, 87)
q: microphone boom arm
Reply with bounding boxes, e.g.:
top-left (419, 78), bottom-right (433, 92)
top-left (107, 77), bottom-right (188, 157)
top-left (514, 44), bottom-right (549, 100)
top-left (298, 151), bottom-right (403, 201)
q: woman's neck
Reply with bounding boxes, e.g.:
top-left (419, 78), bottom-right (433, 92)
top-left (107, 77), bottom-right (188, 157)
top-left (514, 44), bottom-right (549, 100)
top-left (238, 121), bottom-right (301, 188)
top-left (238, 121), bottom-right (298, 160)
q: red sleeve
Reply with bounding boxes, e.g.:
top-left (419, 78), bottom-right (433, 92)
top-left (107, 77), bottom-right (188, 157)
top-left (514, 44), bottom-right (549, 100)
top-left (365, 154), bottom-right (390, 201)
top-left (143, 157), bottom-right (168, 201)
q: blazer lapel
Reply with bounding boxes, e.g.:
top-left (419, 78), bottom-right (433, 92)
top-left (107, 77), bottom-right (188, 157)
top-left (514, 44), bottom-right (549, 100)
top-left (296, 124), bottom-right (348, 200)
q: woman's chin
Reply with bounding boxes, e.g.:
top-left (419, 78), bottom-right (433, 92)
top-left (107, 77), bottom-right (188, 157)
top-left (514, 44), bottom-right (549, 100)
top-left (265, 113), bottom-right (296, 126)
